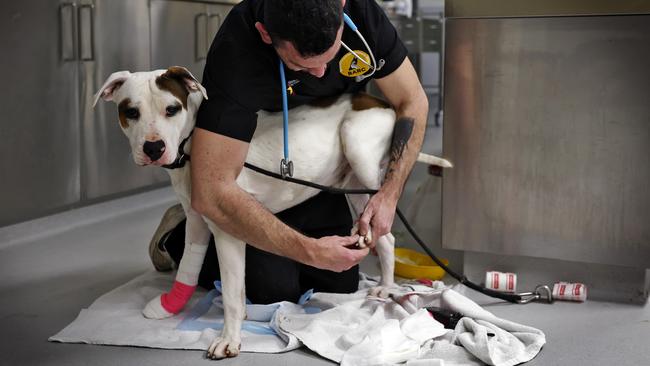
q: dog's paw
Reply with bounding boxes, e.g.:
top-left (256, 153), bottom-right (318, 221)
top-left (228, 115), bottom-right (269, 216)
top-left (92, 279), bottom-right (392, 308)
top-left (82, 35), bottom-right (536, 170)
top-left (368, 285), bottom-right (398, 299)
top-left (350, 223), bottom-right (371, 249)
top-left (142, 295), bottom-right (174, 319)
top-left (206, 336), bottom-right (241, 360)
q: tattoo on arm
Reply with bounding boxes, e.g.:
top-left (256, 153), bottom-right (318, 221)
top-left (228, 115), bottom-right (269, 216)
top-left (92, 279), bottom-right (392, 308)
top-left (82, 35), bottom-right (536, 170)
top-left (387, 117), bottom-right (415, 175)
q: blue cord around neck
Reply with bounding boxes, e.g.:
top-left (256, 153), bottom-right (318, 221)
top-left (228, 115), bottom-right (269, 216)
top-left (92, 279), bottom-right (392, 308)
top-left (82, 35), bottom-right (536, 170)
top-left (279, 58), bottom-right (289, 161)
top-left (278, 14), bottom-right (359, 163)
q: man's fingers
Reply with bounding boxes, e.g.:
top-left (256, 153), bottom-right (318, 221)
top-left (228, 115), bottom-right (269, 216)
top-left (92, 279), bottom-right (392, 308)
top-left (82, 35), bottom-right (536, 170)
top-left (358, 207), bottom-right (373, 236)
top-left (350, 246), bottom-right (369, 260)
top-left (341, 234), bottom-right (360, 248)
top-left (346, 234), bottom-right (360, 245)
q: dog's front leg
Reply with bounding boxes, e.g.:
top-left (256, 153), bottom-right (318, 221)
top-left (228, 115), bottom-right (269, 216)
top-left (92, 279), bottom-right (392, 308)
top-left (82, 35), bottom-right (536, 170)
top-left (143, 209), bottom-right (211, 319)
top-left (205, 222), bottom-right (246, 360)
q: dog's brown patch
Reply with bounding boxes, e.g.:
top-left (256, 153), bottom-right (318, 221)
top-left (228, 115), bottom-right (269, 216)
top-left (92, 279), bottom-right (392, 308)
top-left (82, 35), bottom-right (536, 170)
top-left (117, 98), bottom-right (131, 128)
top-left (155, 67), bottom-right (192, 109)
top-left (351, 92), bottom-right (391, 111)
top-left (308, 95), bottom-right (341, 109)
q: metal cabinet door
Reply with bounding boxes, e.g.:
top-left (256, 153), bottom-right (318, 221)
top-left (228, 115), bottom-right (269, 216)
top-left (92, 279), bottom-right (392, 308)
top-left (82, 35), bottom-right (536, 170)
top-left (442, 16), bottom-right (650, 268)
top-left (207, 3), bottom-right (234, 47)
top-left (79, 0), bottom-right (168, 201)
top-left (0, 0), bottom-right (81, 226)
top-left (151, 0), bottom-right (209, 81)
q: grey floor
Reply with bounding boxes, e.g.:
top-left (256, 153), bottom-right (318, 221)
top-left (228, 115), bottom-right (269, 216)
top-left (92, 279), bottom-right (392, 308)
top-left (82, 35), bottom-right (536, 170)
top-left (2, 188), bottom-right (650, 366)
top-left (1, 119), bottom-right (648, 365)
top-left (2, 191), bottom-right (649, 366)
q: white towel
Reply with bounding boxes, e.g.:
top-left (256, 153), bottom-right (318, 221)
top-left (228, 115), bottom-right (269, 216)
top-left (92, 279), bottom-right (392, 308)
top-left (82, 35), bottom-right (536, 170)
top-left (49, 270), bottom-right (303, 353)
top-left (437, 289), bottom-right (546, 366)
top-left (50, 271), bottom-right (545, 365)
top-left (276, 277), bottom-right (545, 366)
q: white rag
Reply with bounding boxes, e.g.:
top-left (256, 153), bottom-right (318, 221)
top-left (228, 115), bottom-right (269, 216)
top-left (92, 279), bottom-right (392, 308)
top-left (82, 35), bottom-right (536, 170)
top-left (49, 271), bottom-right (545, 365)
top-left (276, 276), bottom-right (545, 366)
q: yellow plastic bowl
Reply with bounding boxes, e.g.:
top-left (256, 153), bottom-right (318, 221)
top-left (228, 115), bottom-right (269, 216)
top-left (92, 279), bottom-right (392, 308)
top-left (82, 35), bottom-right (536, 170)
top-left (394, 247), bottom-right (449, 280)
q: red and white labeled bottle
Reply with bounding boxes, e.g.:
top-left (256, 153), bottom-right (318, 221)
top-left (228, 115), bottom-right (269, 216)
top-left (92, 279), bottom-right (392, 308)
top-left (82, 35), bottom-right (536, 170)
top-left (485, 271), bottom-right (517, 293)
top-left (552, 282), bottom-right (587, 302)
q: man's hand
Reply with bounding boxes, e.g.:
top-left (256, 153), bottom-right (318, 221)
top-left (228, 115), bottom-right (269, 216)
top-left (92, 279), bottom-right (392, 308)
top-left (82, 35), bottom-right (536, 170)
top-left (357, 191), bottom-right (398, 248)
top-left (303, 234), bottom-right (369, 272)
top-left (356, 57), bottom-right (428, 248)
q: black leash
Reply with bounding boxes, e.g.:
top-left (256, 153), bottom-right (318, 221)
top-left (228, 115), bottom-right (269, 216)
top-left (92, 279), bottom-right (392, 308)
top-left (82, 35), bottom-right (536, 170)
top-left (161, 135), bottom-right (522, 303)
top-left (242, 162), bottom-right (523, 304)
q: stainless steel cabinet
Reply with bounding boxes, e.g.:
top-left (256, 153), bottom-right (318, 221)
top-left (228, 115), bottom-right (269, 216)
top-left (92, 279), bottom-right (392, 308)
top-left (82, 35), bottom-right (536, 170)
top-left (0, 0), bottom-right (81, 226)
top-left (387, 12), bottom-right (443, 109)
top-left (151, 0), bottom-right (233, 81)
top-left (80, 0), bottom-right (168, 200)
top-left (0, 0), bottom-right (236, 226)
top-left (0, 0), bottom-right (169, 226)
top-left (207, 3), bottom-right (233, 44)
top-left (442, 15), bottom-right (650, 268)
top-left (151, 0), bottom-right (208, 80)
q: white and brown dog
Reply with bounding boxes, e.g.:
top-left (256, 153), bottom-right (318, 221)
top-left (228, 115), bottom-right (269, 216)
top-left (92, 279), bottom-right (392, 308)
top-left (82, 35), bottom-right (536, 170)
top-left (94, 66), bottom-right (450, 359)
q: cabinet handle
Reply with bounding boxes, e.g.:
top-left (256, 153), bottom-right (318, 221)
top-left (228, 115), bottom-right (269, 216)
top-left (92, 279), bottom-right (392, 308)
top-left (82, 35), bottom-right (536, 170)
top-left (59, 2), bottom-right (76, 61)
top-left (195, 13), bottom-right (208, 61)
top-left (209, 13), bottom-right (222, 36)
top-left (78, 4), bottom-right (95, 61)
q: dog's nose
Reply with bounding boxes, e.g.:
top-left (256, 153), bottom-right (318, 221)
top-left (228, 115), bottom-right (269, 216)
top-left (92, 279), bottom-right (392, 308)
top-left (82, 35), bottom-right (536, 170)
top-left (143, 140), bottom-right (166, 161)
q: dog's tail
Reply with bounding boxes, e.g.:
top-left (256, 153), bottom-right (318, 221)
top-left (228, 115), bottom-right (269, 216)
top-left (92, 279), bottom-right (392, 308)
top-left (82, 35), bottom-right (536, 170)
top-left (416, 153), bottom-right (453, 168)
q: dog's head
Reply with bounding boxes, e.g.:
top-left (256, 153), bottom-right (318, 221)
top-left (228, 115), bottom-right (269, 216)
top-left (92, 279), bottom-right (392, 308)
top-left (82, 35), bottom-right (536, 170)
top-left (93, 66), bottom-right (207, 167)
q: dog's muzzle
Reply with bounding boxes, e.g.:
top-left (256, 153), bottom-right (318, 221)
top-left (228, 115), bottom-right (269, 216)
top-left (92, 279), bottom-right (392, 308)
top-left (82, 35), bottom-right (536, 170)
top-left (143, 140), bottom-right (166, 162)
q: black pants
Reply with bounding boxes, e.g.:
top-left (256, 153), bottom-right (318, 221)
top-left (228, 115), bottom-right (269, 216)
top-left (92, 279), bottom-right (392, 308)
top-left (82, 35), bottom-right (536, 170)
top-left (164, 191), bottom-right (359, 304)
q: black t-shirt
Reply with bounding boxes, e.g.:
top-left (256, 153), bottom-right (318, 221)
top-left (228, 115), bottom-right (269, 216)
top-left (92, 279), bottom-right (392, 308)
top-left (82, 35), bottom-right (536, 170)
top-left (196, 0), bottom-right (407, 143)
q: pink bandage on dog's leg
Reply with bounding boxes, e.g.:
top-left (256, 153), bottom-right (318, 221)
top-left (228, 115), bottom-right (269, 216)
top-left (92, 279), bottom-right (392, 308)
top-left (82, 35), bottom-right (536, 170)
top-left (161, 280), bottom-right (197, 314)
top-left (161, 241), bottom-right (208, 314)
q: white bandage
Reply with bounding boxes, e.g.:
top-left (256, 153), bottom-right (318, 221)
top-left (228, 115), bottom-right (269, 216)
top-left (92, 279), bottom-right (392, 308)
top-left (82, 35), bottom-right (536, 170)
top-left (175, 242), bottom-right (208, 285)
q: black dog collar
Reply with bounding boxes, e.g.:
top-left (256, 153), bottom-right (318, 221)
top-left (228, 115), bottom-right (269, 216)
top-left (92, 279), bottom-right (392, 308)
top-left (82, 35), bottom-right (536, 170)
top-left (162, 131), bottom-right (192, 170)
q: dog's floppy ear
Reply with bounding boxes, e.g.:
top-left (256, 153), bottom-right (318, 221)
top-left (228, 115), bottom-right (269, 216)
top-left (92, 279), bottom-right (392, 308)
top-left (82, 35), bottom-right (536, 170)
top-left (93, 71), bottom-right (131, 107)
top-left (161, 66), bottom-right (208, 100)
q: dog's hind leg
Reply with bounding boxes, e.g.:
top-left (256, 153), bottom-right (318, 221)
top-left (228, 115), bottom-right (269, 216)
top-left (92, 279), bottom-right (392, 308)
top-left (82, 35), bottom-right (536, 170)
top-left (340, 108), bottom-right (391, 249)
top-left (143, 210), bottom-right (211, 319)
top-left (346, 190), bottom-right (396, 297)
top-left (341, 108), bottom-right (399, 298)
top-left (206, 223), bottom-right (246, 360)
top-left (340, 108), bottom-right (394, 192)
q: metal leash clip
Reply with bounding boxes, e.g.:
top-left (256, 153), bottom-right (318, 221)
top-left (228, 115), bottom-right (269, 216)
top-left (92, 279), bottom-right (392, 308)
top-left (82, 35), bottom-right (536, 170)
top-left (280, 158), bottom-right (294, 178)
top-left (516, 285), bottom-right (553, 304)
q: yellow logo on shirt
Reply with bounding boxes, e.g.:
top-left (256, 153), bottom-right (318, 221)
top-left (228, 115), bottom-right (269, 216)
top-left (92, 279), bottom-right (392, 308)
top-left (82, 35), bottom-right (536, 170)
top-left (339, 50), bottom-right (371, 78)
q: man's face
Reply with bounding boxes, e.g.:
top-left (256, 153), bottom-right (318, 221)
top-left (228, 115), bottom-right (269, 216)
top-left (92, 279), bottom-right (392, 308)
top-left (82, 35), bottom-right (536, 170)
top-left (275, 26), bottom-right (344, 78)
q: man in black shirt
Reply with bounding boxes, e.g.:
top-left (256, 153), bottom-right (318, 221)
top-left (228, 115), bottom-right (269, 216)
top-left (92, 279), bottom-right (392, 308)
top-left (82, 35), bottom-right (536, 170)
top-left (155, 0), bottom-right (427, 305)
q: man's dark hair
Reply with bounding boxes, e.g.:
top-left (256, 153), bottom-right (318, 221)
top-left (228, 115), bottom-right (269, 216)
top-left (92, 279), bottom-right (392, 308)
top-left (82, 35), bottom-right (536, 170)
top-left (263, 0), bottom-right (343, 57)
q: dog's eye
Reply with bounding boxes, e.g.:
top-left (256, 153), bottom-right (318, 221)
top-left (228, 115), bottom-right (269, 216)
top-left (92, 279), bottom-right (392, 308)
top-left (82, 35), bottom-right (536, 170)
top-left (166, 105), bottom-right (181, 117)
top-left (124, 108), bottom-right (140, 120)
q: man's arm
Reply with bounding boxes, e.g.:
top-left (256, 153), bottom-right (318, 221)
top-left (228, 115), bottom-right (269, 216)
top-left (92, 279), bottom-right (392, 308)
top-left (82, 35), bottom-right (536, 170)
top-left (190, 129), bottom-right (368, 272)
top-left (357, 57), bottom-right (428, 244)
